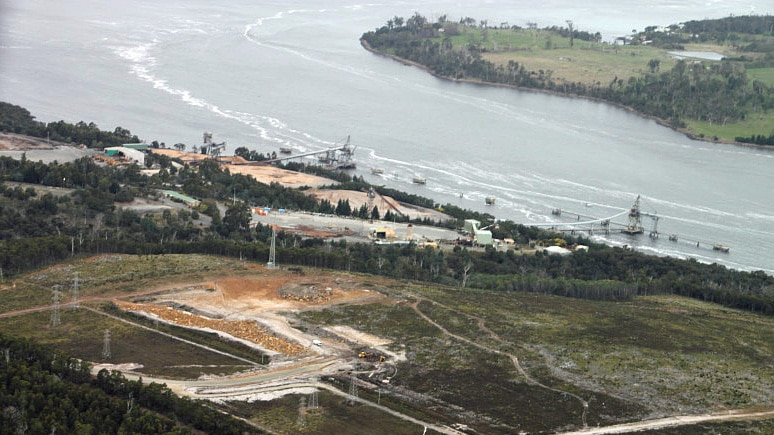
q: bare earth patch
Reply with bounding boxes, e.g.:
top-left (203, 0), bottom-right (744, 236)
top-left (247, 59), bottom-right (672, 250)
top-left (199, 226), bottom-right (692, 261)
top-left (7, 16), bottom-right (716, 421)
top-left (150, 148), bottom-right (334, 188)
top-left (124, 270), bottom-right (392, 356)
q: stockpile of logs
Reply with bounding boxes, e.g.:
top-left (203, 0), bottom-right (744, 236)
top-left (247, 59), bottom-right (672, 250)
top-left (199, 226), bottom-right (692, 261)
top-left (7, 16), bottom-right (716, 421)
top-left (117, 302), bottom-right (306, 355)
top-left (277, 284), bottom-right (333, 304)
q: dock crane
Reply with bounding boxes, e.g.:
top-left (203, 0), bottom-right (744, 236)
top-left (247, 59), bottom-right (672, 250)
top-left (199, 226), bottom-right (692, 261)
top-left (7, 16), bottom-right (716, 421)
top-left (201, 131), bottom-right (226, 160)
top-left (622, 195), bottom-right (645, 234)
top-left (622, 195), bottom-right (662, 237)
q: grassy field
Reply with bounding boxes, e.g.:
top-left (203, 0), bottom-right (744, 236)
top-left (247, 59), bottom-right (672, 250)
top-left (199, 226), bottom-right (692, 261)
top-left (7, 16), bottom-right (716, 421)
top-left (685, 111), bottom-right (774, 141)
top-left (297, 282), bottom-right (774, 433)
top-left (445, 28), bottom-right (712, 87)
top-left (748, 67), bottom-right (774, 86)
top-left (481, 37), bottom-right (680, 87)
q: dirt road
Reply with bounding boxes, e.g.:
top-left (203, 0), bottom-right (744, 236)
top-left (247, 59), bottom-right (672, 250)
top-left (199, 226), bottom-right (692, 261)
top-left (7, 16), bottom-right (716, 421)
top-left (556, 409), bottom-right (774, 434)
top-left (114, 371), bottom-right (465, 435)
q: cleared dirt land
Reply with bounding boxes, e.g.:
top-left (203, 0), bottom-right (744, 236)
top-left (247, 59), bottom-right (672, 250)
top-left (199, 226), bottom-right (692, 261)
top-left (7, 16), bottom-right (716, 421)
top-left (131, 271), bottom-right (393, 352)
top-left (0, 132), bottom-right (93, 163)
top-left (151, 148), bottom-right (335, 188)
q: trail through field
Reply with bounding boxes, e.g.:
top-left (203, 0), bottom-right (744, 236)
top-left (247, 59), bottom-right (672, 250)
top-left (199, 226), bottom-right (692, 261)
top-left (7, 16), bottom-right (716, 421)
top-left (409, 295), bottom-right (774, 433)
top-left (408, 296), bottom-right (590, 428)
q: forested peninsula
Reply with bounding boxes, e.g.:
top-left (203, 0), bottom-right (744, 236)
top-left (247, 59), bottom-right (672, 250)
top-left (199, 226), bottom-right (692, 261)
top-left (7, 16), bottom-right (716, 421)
top-left (361, 14), bottom-right (774, 145)
top-left (1, 102), bottom-right (772, 315)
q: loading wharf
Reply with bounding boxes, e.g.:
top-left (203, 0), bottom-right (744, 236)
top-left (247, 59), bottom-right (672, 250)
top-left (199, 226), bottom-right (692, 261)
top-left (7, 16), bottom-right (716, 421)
top-left (538, 196), bottom-right (730, 253)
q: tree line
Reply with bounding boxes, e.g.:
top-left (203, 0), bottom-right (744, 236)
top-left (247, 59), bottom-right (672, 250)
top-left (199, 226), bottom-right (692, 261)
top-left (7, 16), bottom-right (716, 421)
top-left (0, 102), bottom-right (140, 148)
top-left (361, 14), bottom-right (773, 132)
top-left (641, 15), bottom-right (774, 52)
top-left (0, 334), bottom-right (259, 434)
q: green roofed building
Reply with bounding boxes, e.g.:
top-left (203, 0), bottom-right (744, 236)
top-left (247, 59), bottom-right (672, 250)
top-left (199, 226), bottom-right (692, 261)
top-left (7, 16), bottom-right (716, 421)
top-left (163, 190), bottom-right (200, 207)
top-left (122, 143), bottom-right (149, 151)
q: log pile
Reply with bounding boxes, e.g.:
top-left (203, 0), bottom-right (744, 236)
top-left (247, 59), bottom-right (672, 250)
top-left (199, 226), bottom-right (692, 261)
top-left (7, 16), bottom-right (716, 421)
top-left (117, 302), bottom-right (306, 355)
top-left (277, 284), bottom-right (333, 304)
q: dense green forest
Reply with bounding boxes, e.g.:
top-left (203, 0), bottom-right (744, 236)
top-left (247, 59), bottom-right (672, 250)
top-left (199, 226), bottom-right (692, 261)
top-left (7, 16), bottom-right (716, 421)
top-left (0, 102), bottom-right (140, 148)
top-left (361, 14), bottom-right (774, 133)
top-left (0, 334), bottom-right (259, 434)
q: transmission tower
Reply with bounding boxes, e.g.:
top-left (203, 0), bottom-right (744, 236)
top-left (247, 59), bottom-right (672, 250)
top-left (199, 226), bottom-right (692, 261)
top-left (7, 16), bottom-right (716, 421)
top-left (267, 226), bottom-right (278, 269)
top-left (296, 396), bottom-right (307, 427)
top-left (127, 392), bottom-right (134, 415)
top-left (348, 372), bottom-right (358, 404)
top-left (71, 272), bottom-right (80, 310)
top-left (648, 214), bottom-right (660, 239)
top-left (50, 285), bottom-right (62, 327)
top-left (308, 387), bottom-right (319, 410)
top-left (102, 329), bottom-right (111, 360)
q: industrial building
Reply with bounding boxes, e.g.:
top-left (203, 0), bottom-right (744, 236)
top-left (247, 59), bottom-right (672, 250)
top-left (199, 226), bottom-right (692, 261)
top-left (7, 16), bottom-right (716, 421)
top-left (163, 190), bottom-right (200, 208)
top-left (463, 219), bottom-right (493, 246)
top-left (103, 146), bottom-right (146, 166)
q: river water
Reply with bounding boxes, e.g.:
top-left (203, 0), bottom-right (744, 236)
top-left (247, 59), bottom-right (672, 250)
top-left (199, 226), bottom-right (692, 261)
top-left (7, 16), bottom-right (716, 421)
top-left (1, 0), bottom-right (772, 272)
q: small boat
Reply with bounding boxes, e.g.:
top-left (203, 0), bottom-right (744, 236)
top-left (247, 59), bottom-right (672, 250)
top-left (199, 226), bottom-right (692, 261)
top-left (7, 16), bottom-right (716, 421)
top-left (279, 146), bottom-right (292, 154)
top-left (371, 167), bottom-right (384, 175)
top-left (713, 244), bottom-right (730, 253)
top-left (412, 177), bottom-right (426, 185)
top-left (551, 208), bottom-right (562, 216)
top-left (485, 196), bottom-right (496, 205)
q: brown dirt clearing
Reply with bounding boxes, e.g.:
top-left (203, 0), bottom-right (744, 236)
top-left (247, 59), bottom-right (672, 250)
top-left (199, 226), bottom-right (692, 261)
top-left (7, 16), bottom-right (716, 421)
top-left (125, 269), bottom-right (393, 353)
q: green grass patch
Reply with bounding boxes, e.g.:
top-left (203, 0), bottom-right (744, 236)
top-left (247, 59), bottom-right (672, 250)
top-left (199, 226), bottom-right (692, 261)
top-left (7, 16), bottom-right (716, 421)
top-left (443, 28), bottom-right (683, 86)
top-left (685, 111), bottom-right (774, 142)
top-left (748, 67), bottom-right (774, 86)
top-left (485, 43), bottom-right (677, 87)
